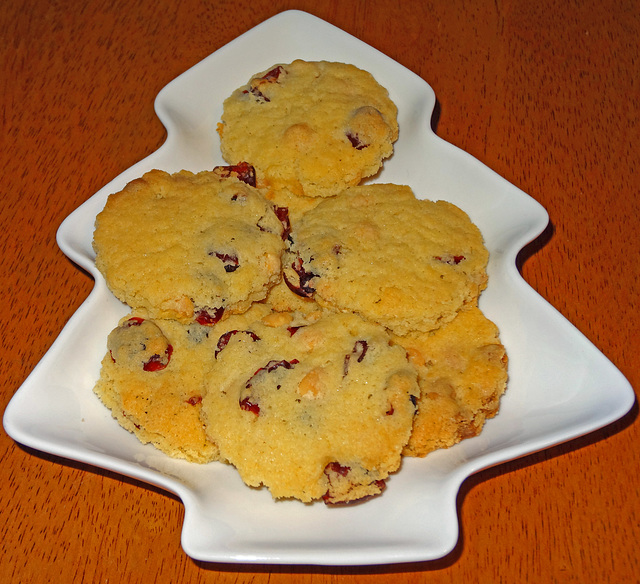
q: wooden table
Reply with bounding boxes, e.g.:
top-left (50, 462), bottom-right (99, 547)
top-left (2, 0), bottom-right (638, 581)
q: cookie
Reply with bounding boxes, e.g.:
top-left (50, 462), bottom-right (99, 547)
top-left (93, 169), bottom-right (286, 323)
top-left (283, 184), bottom-right (489, 336)
top-left (218, 60), bottom-right (399, 198)
top-left (93, 314), bottom-right (221, 463)
top-left (200, 306), bottom-right (419, 503)
top-left (392, 305), bottom-right (508, 456)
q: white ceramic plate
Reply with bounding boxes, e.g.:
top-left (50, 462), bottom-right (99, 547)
top-left (4, 10), bottom-right (635, 566)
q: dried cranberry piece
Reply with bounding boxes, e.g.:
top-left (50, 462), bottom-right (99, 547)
top-left (434, 254), bottom-right (466, 265)
top-left (260, 65), bottom-right (284, 82)
top-left (239, 397), bottom-right (260, 415)
top-left (353, 340), bottom-right (368, 362)
top-left (240, 358), bottom-right (299, 417)
top-left (343, 340), bottom-right (369, 376)
top-left (245, 358), bottom-right (300, 388)
top-left (283, 257), bottom-right (317, 298)
top-left (213, 161), bottom-right (257, 187)
top-left (346, 132), bottom-right (368, 150)
top-left (195, 307), bottom-right (224, 326)
top-left (274, 206), bottom-right (291, 241)
top-left (212, 251), bottom-right (240, 273)
top-left (325, 462), bottom-right (351, 477)
top-left (256, 207), bottom-right (289, 238)
top-left (265, 359), bottom-right (298, 375)
top-left (287, 325), bottom-right (302, 336)
top-left (245, 359), bottom-right (299, 389)
top-left (243, 65), bottom-right (285, 103)
top-left (143, 344), bottom-right (173, 372)
top-left (186, 395), bottom-right (202, 406)
top-left (215, 329), bottom-right (260, 358)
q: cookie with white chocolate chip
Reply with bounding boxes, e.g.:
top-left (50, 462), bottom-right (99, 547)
top-left (200, 304), bottom-right (419, 503)
top-left (283, 183), bottom-right (489, 336)
top-left (218, 60), bottom-right (399, 198)
top-left (93, 314), bottom-right (221, 463)
top-left (393, 305), bottom-right (508, 456)
top-left (93, 168), bottom-right (287, 324)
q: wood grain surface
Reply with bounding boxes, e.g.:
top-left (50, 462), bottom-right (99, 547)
top-left (1, 0), bottom-right (638, 582)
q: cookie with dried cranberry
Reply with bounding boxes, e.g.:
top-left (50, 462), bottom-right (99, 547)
top-left (200, 306), bottom-right (419, 503)
top-left (93, 169), bottom-right (286, 323)
top-left (218, 60), bottom-right (399, 198)
top-left (283, 183), bottom-right (489, 336)
top-left (392, 305), bottom-right (508, 456)
top-left (93, 314), bottom-right (220, 463)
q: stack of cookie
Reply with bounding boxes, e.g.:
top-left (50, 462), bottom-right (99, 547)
top-left (92, 60), bottom-right (508, 504)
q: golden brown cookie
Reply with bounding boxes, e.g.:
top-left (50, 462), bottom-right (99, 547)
top-left (93, 169), bottom-right (286, 323)
top-left (283, 184), bottom-right (489, 335)
top-left (218, 60), bottom-right (399, 198)
top-left (93, 314), bottom-right (220, 463)
top-left (200, 305), bottom-right (419, 503)
top-left (392, 306), bottom-right (508, 456)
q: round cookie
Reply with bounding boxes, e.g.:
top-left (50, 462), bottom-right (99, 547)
top-left (200, 306), bottom-right (419, 503)
top-left (93, 314), bottom-right (221, 463)
top-left (392, 305), bottom-right (508, 456)
top-left (283, 184), bottom-right (489, 336)
top-left (218, 60), bottom-right (399, 198)
top-left (93, 169), bottom-right (286, 323)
